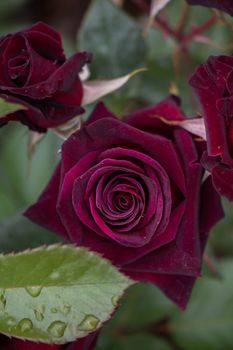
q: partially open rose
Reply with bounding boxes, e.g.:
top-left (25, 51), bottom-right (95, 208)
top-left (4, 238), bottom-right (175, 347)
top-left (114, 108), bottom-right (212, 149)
top-left (190, 55), bottom-right (233, 200)
top-left (186, 0), bottom-right (233, 16)
top-left (0, 22), bottom-right (91, 132)
top-left (25, 98), bottom-right (223, 307)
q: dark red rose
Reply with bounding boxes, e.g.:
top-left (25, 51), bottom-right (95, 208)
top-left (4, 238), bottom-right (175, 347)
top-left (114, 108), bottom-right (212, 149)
top-left (0, 332), bottom-right (98, 350)
top-left (189, 55), bottom-right (233, 200)
top-left (186, 0), bottom-right (233, 16)
top-left (0, 22), bottom-right (91, 132)
top-left (25, 98), bottom-right (223, 308)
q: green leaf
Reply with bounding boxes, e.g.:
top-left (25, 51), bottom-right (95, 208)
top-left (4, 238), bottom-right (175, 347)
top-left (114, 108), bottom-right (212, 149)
top-left (78, 0), bottom-right (147, 77)
top-left (171, 260), bottom-right (233, 350)
top-left (0, 245), bottom-right (133, 344)
top-left (0, 97), bottom-right (26, 118)
top-left (0, 124), bottom-right (61, 220)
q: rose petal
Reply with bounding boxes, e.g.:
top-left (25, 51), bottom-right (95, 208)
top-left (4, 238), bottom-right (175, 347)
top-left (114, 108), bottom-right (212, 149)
top-left (24, 164), bottom-right (68, 238)
top-left (24, 22), bottom-right (65, 61)
top-left (0, 52), bottom-right (91, 99)
top-left (189, 56), bottom-right (232, 158)
top-left (123, 269), bottom-right (196, 309)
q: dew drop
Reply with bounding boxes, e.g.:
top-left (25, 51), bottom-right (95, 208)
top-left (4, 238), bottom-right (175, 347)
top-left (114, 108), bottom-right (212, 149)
top-left (34, 305), bottom-right (45, 321)
top-left (25, 286), bottom-right (43, 297)
top-left (78, 315), bottom-right (100, 331)
top-left (60, 304), bottom-right (71, 315)
top-left (50, 307), bottom-right (58, 313)
top-left (47, 321), bottom-right (67, 338)
top-left (6, 316), bottom-right (16, 328)
top-left (17, 318), bottom-right (33, 332)
top-left (0, 289), bottom-right (6, 310)
top-left (111, 295), bottom-right (120, 307)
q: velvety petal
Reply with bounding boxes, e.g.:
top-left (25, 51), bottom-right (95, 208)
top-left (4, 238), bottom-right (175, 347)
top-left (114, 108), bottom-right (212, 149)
top-left (24, 164), bottom-right (68, 239)
top-left (201, 149), bottom-right (233, 201)
top-left (72, 161), bottom-right (161, 247)
top-left (57, 146), bottom-right (184, 264)
top-left (25, 45), bottom-right (59, 86)
top-left (85, 102), bottom-right (117, 126)
top-left (124, 130), bottom-right (204, 276)
top-left (186, 0), bottom-right (233, 16)
top-left (189, 56), bottom-right (230, 158)
top-left (124, 96), bottom-right (184, 136)
top-left (1, 52), bottom-right (91, 99)
top-left (32, 80), bottom-right (85, 128)
top-left (199, 176), bottom-right (224, 234)
top-left (0, 93), bottom-right (48, 131)
top-left (61, 118), bottom-right (186, 194)
top-left (123, 269), bottom-right (196, 309)
top-left (212, 165), bottom-right (233, 201)
top-left (24, 22), bottom-right (65, 61)
top-left (57, 151), bottom-right (100, 244)
top-left (71, 203), bottom-right (184, 267)
top-left (97, 147), bottom-right (172, 233)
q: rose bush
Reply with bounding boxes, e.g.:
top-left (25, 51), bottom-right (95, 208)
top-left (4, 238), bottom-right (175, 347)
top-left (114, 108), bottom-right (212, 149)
top-left (186, 0), bottom-right (233, 16)
top-left (189, 55), bottom-right (233, 200)
top-left (0, 332), bottom-right (97, 350)
top-left (25, 97), bottom-right (223, 308)
top-left (0, 22), bottom-right (91, 132)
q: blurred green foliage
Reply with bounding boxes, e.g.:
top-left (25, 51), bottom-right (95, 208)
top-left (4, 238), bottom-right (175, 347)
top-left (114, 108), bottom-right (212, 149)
top-left (0, 0), bottom-right (233, 349)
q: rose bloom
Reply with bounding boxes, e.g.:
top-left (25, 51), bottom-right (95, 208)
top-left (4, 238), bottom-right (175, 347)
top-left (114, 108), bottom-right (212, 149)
top-left (25, 97), bottom-right (223, 308)
top-left (186, 0), bottom-right (233, 16)
top-left (0, 22), bottom-right (91, 132)
top-left (189, 55), bottom-right (233, 200)
top-left (0, 332), bottom-right (97, 350)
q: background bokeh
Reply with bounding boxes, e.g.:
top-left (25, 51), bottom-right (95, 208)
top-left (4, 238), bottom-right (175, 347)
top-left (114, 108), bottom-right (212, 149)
top-left (0, 1), bottom-right (233, 349)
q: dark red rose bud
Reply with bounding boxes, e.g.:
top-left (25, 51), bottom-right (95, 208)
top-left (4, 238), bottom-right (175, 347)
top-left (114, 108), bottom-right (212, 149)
top-left (25, 98), bottom-right (224, 308)
top-left (186, 0), bottom-right (233, 16)
top-left (0, 22), bottom-right (91, 132)
top-left (190, 55), bottom-right (233, 200)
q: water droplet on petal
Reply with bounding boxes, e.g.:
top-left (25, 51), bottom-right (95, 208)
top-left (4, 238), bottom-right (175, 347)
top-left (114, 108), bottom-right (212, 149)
top-left (25, 286), bottom-right (43, 297)
top-left (78, 315), bottom-right (100, 331)
top-left (60, 304), bottom-right (71, 315)
top-left (17, 318), bottom-right (33, 332)
top-left (47, 321), bottom-right (67, 338)
top-left (111, 295), bottom-right (120, 307)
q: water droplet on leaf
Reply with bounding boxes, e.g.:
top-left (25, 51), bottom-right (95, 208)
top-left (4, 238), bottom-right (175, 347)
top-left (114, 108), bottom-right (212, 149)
top-left (17, 318), bottom-right (33, 332)
top-left (111, 295), bottom-right (120, 306)
top-left (34, 305), bottom-right (45, 321)
top-left (50, 307), bottom-right (58, 313)
top-left (78, 315), bottom-right (100, 331)
top-left (47, 321), bottom-right (67, 338)
top-left (60, 304), bottom-right (71, 315)
top-left (6, 316), bottom-right (16, 328)
top-left (25, 286), bottom-right (43, 297)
